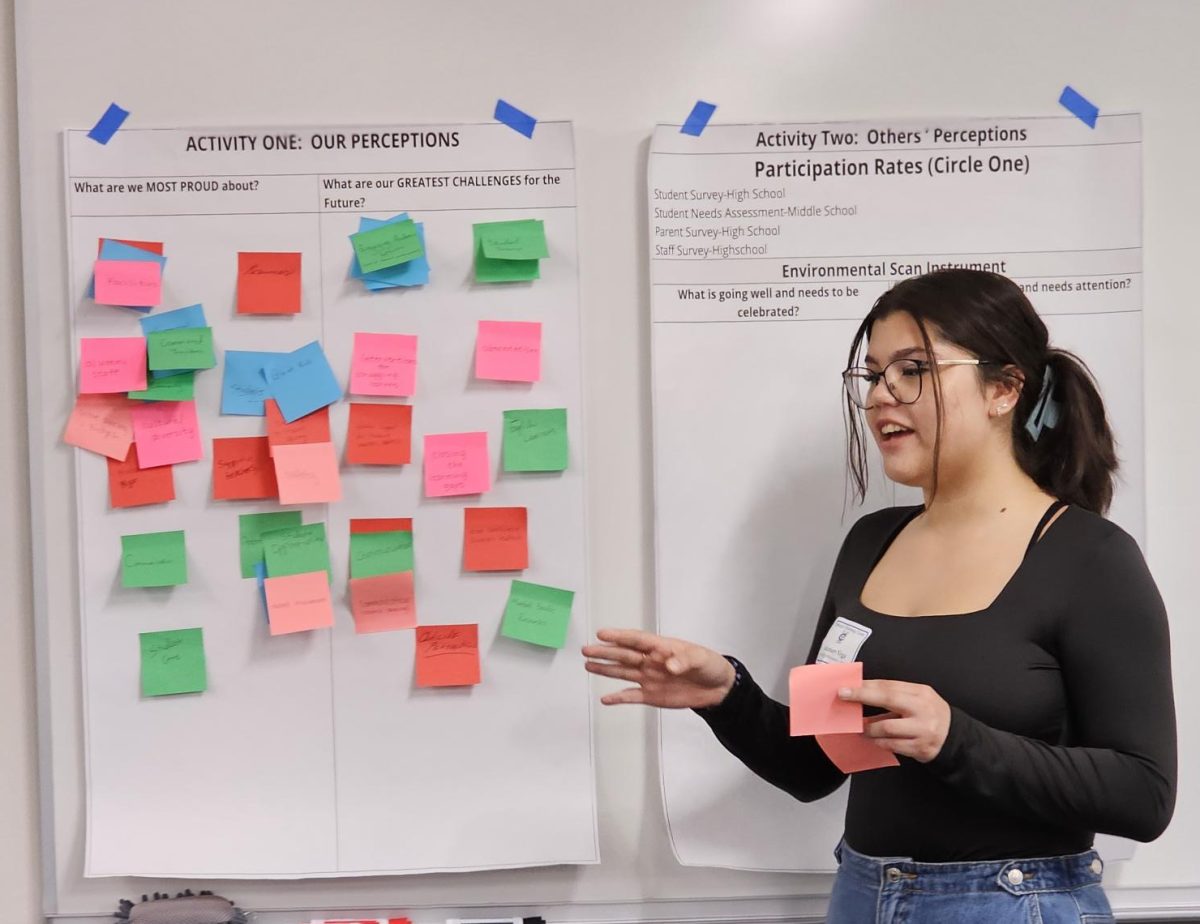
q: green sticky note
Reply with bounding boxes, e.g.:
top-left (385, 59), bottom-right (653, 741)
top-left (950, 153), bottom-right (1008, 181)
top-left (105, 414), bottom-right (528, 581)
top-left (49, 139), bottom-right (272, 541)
top-left (140, 628), bottom-right (207, 696)
top-left (472, 223), bottom-right (541, 283)
top-left (262, 522), bottom-right (331, 578)
top-left (128, 370), bottom-right (196, 401)
top-left (477, 219), bottom-right (549, 260)
top-left (146, 327), bottom-right (216, 371)
top-left (501, 580), bottom-right (575, 649)
top-left (238, 511), bottom-right (303, 578)
top-left (349, 530), bottom-right (413, 578)
top-left (503, 408), bottom-right (568, 472)
top-left (121, 530), bottom-right (188, 587)
top-left (351, 219), bottom-right (423, 273)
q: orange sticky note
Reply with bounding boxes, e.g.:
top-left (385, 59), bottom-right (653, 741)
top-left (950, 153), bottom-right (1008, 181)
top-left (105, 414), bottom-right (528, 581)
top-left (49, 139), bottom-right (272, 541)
top-left (272, 441), bottom-right (342, 505)
top-left (212, 436), bottom-right (278, 500)
top-left (93, 259), bottom-right (162, 308)
top-left (816, 725), bottom-right (901, 774)
top-left (423, 431), bottom-right (490, 497)
top-left (349, 571), bottom-right (417, 634)
top-left (63, 393), bottom-right (134, 459)
top-left (415, 624), bottom-right (480, 687)
top-left (237, 251), bottom-right (302, 315)
top-left (350, 517), bottom-right (413, 534)
top-left (345, 403), bottom-right (412, 465)
top-left (79, 336), bottom-right (148, 393)
top-left (350, 332), bottom-right (418, 396)
top-left (788, 661), bottom-right (863, 736)
top-left (264, 570), bottom-right (334, 635)
top-left (264, 399), bottom-right (331, 454)
top-left (463, 506), bottom-right (528, 571)
top-left (475, 320), bottom-right (541, 382)
top-left (107, 443), bottom-right (175, 508)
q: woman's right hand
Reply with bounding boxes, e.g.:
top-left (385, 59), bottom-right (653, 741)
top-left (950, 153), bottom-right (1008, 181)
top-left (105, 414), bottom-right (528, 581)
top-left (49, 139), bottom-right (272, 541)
top-left (582, 628), bottom-right (736, 709)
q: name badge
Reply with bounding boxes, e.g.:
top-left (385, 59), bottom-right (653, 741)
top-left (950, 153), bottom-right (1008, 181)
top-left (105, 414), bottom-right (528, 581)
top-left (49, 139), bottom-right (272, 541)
top-left (815, 617), bottom-right (872, 664)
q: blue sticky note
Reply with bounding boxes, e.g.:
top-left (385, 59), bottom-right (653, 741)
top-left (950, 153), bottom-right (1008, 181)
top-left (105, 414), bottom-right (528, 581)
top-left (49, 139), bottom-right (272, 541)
top-left (222, 350), bottom-right (285, 416)
top-left (254, 560), bottom-right (269, 622)
top-left (139, 304), bottom-right (207, 378)
top-left (261, 341), bottom-right (342, 423)
top-left (494, 99), bottom-right (537, 139)
top-left (87, 103), bottom-right (129, 145)
top-left (86, 239), bottom-right (168, 306)
top-left (350, 214), bottom-right (430, 289)
top-left (1058, 86), bottom-right (1098, 128)
top-left (681, 101), bottom-right (717, 136)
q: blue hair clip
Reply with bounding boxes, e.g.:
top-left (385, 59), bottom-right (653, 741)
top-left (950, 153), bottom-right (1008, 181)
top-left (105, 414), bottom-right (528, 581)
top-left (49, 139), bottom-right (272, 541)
top-left (1024, 365), bottom-right (1061, 442)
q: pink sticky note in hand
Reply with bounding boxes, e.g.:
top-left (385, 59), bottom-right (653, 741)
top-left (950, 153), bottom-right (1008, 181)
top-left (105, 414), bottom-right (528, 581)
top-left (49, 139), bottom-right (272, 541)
top-left (264, 570), bottom-right (334, 635)
top-left (349, 571), bottom-right (417, 634)
top-left (423, 431), bottom-right (490, 497)
top-left (475, 320), bottom-right (542, 382)
top-left (79, 336), bottom-right (147, 393)
top-left (272, 441), bottom-right (342, 504)
top-left (93, 259), bottom-right (162, 307)
top-left (817, 723), bottom-right (900, 773)
top-left (63, 393), bottom-right (134, 459)
top-left (789, 661), bottom-right (863, 737)
top-left (349, 332), bottom-right (418, 396)
top-left (130, 400), bottom-right (202, 467)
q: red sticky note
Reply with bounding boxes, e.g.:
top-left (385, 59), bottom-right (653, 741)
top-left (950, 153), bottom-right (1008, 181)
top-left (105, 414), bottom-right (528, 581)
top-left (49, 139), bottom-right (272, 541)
top-left (349, 571), bottom-right (418, 634)
top-left (107, 443), bottom-right (175, 508)
top-left (97, 238), bottom-right (164, 257)
top-left (130, 400), bottom-right (202, 468)
top-left (212, 436), bottom-right (278, 500)
top-left (788, 661), bottom-right (863, 736)
top-left (463, 506), bottom-right (528, 571)
top-left (345, 403), bottom-right (412, 465)
top-left (816, 725), bottom-right (901, 774)
top-left (475, 320), bottom-right (541, 382)
top-left (415, 624), bottom-right (480, 687)
top-left (350, 517), bottom-right (413, 534)
top-left (349, 332), bottom-right (418, 396)
top-left (264, 399), bottom-right (330, 454)
top-left (423, 431), bottom-right (490, 497)
top-left (272, 441), bottom-right (342, 505)
top-left (93, 259), bottom-right (162, 308)
top-left (264, 570), bottom-right (334, 635)
top-left (79, 336), bottom-right (148, 393)
top-left (237, 251), bottom-right (302, 315)
top-left (63, 393), bottom-right (134, 459)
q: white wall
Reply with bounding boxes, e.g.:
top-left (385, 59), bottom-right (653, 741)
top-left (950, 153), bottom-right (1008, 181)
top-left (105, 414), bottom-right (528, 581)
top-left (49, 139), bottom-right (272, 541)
top-left (0, 0), bottom-right (42, 920)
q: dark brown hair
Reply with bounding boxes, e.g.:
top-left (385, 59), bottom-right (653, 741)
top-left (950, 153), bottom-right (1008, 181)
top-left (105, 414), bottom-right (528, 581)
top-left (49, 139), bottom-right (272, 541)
top-left (844, 269), bottom-right (1118, 513)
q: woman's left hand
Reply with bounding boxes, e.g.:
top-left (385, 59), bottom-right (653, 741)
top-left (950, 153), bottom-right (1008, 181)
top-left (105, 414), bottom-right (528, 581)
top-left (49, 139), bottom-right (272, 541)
top-left (837, 680), bottom-right (952, 763)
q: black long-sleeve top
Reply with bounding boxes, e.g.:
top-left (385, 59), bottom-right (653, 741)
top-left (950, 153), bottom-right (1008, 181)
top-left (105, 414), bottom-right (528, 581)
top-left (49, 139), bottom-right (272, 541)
top-left (696, 504), bottom-right (1176, 861)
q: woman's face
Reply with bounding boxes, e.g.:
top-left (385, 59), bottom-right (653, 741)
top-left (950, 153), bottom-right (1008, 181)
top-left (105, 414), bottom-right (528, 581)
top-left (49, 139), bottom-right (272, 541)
top-left (862, 311), bottom-right (997, 491)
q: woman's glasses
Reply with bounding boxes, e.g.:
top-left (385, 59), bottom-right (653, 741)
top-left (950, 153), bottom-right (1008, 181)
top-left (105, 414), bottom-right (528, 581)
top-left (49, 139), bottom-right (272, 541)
top-left (841, 358), bottom-right (995, 409)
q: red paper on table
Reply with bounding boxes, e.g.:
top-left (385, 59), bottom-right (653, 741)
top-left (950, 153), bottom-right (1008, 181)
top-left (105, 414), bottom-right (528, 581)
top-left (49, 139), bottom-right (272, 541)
top-left (211, 436), bottom-right (277, 500)
top-left (264, 570), bottom-right (334, 635)
top-left (415, 624), bottom-right (480, 687)
top-left (264, 399), bottom-right (330, 453)
top-left (816, 723), bottom-right (901, 774)
top-left (272, 441), bottom-right (342, 504)
top-left (107, 443), bottom-right (175, 508)
top-left (349, 571), bottom-right (417, 634)
top-left (788, 661), bottom-right (863, 737)
top-left (236, 251), bottom-right (302, 315)
top-left (463, 506), bottom-right (528, 571)
top-left (350, 517), bottom-right (413, 534)
top-left (63, 393), bottom-right (134, 459)
top-left (345, 403), bottom-right (412, 465)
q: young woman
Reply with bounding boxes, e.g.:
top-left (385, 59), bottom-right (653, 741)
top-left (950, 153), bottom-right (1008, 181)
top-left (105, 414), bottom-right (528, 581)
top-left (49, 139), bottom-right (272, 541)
top-left (583, 270), bottom-right (1176, 923)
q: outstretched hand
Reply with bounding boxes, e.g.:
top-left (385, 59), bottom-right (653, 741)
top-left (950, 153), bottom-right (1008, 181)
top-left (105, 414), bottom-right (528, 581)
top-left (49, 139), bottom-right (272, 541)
top-left (582, 628), bottom-right (736, 709)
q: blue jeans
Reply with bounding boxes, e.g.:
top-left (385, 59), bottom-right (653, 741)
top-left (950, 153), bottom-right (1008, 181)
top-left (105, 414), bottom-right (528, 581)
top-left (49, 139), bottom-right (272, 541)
top-left (827, 840), bottom-right (1114, 923)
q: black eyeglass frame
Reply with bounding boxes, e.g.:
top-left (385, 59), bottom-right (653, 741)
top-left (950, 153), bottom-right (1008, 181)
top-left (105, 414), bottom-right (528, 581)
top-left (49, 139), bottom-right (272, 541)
top-left (841, 358), bottom-right (998, 410)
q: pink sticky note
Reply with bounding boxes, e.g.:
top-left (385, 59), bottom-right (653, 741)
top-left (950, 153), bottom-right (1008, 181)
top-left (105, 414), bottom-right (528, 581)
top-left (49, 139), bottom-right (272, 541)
top-left (788, 661), bottom-right (863, 737)
top-left (816, 727), bottom-right (901, 774)
top-left (349, 332), bottom-right (418, 396)
top-left (264, 570), bottom-right (335, 635)
top-left (423, 431), bottom-right (490, 497)
top-left (63, 393), bottom-right (134, 459)
top-left (349, 572), bottom-right (417, 634)
top-left (93, 259), bottom-right (162, 308)
top-left (272, 441), bottom-right (342, 505)
top-left (475, 320), bottom-right (542, 382)
top-left (78, 337), bottom-right (147, 393)
top-left (130, 400), bottom-right (202, 468)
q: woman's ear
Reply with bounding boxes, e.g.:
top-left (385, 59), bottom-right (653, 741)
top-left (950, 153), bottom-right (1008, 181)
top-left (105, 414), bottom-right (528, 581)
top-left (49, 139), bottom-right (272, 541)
top-left (990, 365), bottom-right (1025, 413)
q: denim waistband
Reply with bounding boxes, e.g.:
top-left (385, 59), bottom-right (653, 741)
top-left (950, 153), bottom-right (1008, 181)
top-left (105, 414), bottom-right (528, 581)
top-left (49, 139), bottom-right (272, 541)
top-left (834, 840), bottom-right (1105, 896)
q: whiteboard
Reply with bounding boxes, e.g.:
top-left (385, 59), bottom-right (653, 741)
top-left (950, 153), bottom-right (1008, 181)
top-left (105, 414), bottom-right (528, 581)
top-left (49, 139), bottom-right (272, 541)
top-left (15, 0), bottom-right (1200, 921)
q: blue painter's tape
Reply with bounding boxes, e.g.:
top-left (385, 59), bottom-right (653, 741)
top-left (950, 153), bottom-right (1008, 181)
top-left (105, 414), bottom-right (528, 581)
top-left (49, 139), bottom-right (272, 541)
top-left (87, 103), bottom-right (129, 144)
top-left (494, 99), bottom-right (537, 138)
top-left (681, 100), bottom-right (717, 136)
top-left (1058, 86), bottom-right (1098, 128)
